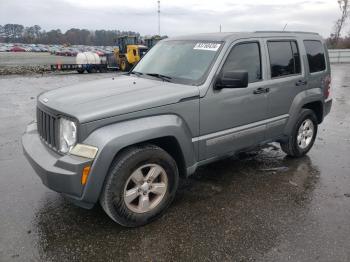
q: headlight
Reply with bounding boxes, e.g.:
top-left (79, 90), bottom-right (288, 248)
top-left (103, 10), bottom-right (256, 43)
top-left (59, 118), bottom-right (77, 153)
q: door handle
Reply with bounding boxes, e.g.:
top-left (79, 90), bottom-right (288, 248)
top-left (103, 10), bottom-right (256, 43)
top-left (295, 79), bottom-right (308, 86)
top-left (253, 87), bottom-right (269, 94)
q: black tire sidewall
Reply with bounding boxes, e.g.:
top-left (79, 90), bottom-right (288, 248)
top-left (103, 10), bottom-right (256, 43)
top-left (120, 58), bottom-right (129, 71)
top-left (102, 146), bottom-right (179, 227)
top-left (290, 109), bottom-right (318, 156)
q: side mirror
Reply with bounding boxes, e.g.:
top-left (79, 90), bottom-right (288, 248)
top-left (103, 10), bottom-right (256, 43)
top-left (215, 70), bottom-right (248, 89)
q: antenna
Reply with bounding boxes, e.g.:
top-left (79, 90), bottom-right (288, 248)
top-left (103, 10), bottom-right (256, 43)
top-left (158, 1), bottom-right (161, 35)
top-left (283, 23), bottom-right (288, 31)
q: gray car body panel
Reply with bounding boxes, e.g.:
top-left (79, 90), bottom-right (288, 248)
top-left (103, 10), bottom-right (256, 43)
top-left (38, 75), bottom-right (199, 124)
top-left (23, 31), bottom-right (332, 208)
top-left (78, 114), bottom-right (197, 205)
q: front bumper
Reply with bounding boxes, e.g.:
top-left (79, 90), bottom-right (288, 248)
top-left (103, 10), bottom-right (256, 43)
top-left (22, 122), bottom-right (94, 208)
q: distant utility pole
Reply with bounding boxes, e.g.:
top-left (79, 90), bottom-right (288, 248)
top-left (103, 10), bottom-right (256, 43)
top-left (219, 24), bottom-right (222, 32)
top-left (158, 1), bottom-right (161, 36)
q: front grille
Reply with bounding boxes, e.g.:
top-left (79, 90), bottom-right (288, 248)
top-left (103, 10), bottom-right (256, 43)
top-left (37, 108), bottom-right (58, 149)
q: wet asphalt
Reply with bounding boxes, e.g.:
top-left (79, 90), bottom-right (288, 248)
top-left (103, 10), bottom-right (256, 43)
top-left (0, 66), bottom-right (349, 262)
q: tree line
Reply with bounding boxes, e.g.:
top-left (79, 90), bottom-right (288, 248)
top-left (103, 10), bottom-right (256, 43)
top-left (0, 24), bottom-right (140, 46)
top-left (327, 35), bottom-right (350, 48)
top-left (1, 15), bottom-right (350, 48)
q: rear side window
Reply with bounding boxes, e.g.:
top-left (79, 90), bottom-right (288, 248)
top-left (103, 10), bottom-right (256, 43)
top-left (268, 41), bottom-right (301, 78)
top-left (222, 42), bottom-right (262, 83)
top-left (304, 40), bottom-right (326, 73)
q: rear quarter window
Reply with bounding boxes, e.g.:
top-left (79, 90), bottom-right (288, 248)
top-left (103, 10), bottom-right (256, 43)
top-left (303, 40), bottom-right (326, 73)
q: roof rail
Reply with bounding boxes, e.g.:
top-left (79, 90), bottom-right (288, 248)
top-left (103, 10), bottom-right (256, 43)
top-left (254, 31), bottom-right (319, 35)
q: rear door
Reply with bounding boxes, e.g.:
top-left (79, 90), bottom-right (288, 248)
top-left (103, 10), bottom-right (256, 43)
top-left (263, 38), bottom-right (306, 138)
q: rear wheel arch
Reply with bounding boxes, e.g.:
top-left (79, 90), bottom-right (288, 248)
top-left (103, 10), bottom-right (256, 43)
top-left (285, 91), bottom-right (324, 136)
top-left (302, 101), bottom-right (323, 124)
top-left (280, 108), bottom-right (318, 157)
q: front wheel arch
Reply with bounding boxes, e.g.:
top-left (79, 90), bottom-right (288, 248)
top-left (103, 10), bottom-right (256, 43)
top-left (80, 115), bottom-right (197, 205)
top-left (104, 137), bottom-right (187, 181)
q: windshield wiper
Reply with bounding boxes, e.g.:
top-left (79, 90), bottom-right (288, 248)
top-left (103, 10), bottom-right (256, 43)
top-left (130, 71), bottom-right (143, 76)
top-left (145, 73), bottom-right (172, 82)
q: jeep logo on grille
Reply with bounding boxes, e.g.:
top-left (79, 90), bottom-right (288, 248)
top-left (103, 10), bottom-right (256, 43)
top-left (42, 98), bottom-right (49, 103)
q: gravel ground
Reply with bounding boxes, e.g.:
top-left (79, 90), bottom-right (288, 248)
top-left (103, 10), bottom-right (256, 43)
top-left (0, 52), bottom-right (77, 75)
top-left (0, 66), bottom-right (349, 262)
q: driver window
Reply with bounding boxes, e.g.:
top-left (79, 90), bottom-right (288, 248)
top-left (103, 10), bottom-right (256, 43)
top-left (222, 42), bottom-right (262, 83)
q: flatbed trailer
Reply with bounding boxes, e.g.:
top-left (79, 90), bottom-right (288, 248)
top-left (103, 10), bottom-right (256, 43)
top-left (50, 63), bottom-right (118, 74)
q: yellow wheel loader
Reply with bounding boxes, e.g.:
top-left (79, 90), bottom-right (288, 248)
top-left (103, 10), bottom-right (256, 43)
top-left (114, 36), bottom-right (148, 71)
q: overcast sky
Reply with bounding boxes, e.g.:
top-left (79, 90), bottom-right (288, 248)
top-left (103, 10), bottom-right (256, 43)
top-left (0, 0), bottom-right (347, 38)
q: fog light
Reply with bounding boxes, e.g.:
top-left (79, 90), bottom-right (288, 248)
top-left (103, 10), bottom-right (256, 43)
top-left (70, 144), bottom-right (98, 159)
top-left (81, 166), bottom-right (91, 185)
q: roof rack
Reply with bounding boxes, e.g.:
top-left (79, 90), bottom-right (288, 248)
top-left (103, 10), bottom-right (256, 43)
top-left (254, 31), bottom-right (319, 35)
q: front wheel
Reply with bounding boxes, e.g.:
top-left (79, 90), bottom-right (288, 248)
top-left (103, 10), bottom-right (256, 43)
top-left (280, 109), bottom-right (318, 157)
top-left (100, 145), bottom-right (179, 227)
top-left (119, 57), bottom-right (130, 71)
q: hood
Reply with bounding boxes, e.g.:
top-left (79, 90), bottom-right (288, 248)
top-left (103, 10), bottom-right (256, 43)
top-left (38, 75), bottom-right (199, 123)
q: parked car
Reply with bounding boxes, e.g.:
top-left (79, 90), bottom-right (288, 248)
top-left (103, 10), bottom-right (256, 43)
top-left (22, 31), bottom-right (332, 227)
top-left (10, 46), bottom-right (26, 52)
top-left (95, 50), bottom-right (105, 56)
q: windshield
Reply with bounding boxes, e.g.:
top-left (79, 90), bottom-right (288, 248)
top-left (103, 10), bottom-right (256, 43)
top-left (132, 40), bottom-right (222, 85)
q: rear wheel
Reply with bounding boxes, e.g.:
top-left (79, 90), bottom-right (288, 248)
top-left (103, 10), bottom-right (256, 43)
top-left (86, 67), bottom-right (97, 73)
top-left (99, 66), bottom-right (107, 73)
top-left (100, 145), bottom-right (179, 227)
top-left (280, 109), bottom-right (318, 157)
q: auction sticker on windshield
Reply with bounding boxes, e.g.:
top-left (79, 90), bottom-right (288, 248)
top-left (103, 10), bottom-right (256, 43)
top-left (194, 43), bottom-right (221, 51)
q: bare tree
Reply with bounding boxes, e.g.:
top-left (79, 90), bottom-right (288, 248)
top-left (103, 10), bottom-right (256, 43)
top-left (333, 0), bottom-right (350, 46)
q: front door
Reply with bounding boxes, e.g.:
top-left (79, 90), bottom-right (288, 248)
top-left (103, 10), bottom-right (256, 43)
top-left (198, 40), bottom-right (269, 160)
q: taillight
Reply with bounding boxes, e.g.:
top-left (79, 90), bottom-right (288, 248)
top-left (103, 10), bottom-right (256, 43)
top-left (324, 75), bottom-right (331, 99)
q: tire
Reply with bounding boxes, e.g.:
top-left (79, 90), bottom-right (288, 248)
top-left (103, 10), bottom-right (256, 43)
top-left (100, 144), bottom-right (179, 227)
top-left (120, 57), bottom-right (130, 71)
top-left (280, 109), bottom-right (318, 158)
top-left (87, 67), bottom-right (97, 73)
top-left (77, 68), bottom-right (84, 74)
top-left (99, 66), bottom-right (107, 73)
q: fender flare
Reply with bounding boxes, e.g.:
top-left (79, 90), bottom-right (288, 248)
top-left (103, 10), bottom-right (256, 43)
top-left (284, 88), bottom-right (324, 136)
top-left (79, 114), bottom-right (196, 204)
